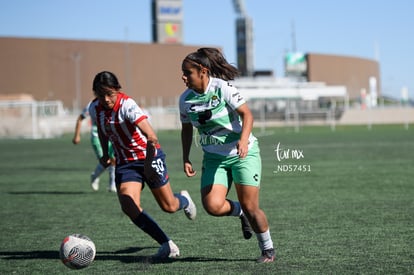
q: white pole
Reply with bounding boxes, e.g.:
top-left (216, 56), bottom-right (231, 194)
top-left (31, 101), bottom-right (38, 139)
top-left (330, 100), bottom-right (336, 132)
top-left (294, 100), bottom-right (299, 133)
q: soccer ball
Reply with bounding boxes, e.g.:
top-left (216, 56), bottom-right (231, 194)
top-left (59, 234), bottom-right (96, 269)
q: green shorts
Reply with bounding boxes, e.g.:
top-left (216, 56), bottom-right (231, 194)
top-left (201, 140), bottom-right (261, 189)
top-left (91, 135), bottom-right (115, 159)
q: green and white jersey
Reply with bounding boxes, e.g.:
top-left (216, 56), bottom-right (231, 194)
top-left (179, 77), bottom-right (256, 156)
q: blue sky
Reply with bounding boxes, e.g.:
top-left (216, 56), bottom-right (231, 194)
top-left (1, 0), bottom-right (412, 99)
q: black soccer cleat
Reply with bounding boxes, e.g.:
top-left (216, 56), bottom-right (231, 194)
top-left (257, 248), bottom-right (275, 263)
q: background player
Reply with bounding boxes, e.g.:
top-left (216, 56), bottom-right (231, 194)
top-left (72, 99), bottom-right (116, 192)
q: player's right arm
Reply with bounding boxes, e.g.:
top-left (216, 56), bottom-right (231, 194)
top-left (72, 115), bottom-right (85, 144)
top-left (181, 122), bottom-right (196, 177)
top-left (97, 126), bottom-right (111, 168)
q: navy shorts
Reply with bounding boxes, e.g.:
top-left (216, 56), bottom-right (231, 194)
top-left (115, 149), bottom-right (170, 189)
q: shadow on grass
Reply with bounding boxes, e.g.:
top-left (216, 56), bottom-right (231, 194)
top-left (0, 247), bottom-right (252, 264)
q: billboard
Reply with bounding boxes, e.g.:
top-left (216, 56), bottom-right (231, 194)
top-left (152, 0), bottom-right (183, 44)
top-left (285, 52), bottom-right (308, 78)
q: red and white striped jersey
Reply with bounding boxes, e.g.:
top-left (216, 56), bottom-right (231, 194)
top-left (90, 92), bottom-right (155, 164)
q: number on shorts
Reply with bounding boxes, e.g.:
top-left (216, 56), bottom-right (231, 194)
top-left (151, 159), bottom-right (164, 176)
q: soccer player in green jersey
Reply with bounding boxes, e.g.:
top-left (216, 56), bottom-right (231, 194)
top-left (72, 99), bottom-right (116, 192)
top-left (179, 48), bottom-right (275, 263)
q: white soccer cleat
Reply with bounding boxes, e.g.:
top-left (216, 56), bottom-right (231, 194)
top-left (90, 175), bottom-right (100, 191)
top-left (108, 185), bottom-right (117, 193)
top-left (180, 190), bottom-right (196, 220)
top-left (153, 240), bottom-right (180, 259)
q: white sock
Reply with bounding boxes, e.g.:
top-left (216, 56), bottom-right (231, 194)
top-left (256, 229), bottom-right (273, 251)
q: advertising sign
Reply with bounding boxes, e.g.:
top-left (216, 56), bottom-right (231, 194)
top-left (285, 52), bottom-right (308, 77)
top-left (152, 0), bottom-right (183, 44)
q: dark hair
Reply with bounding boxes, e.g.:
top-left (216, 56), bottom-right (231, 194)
top-left (183, 48), bottom-right (240, 81)
top-left (92, 71), bottom-right (122, 95)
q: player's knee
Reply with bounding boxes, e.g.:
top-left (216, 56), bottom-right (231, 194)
top-left (202, 198), bottom-right (225, 216)
top-left (240, 202), bottom-right (260, 217)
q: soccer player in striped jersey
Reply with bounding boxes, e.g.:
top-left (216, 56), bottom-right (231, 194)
top-left (90, 71), bottom-right (196, 259)
top-left (179, 48), bottom-right (275, 263)
top-left (72, 99), bottom-right (116, 192)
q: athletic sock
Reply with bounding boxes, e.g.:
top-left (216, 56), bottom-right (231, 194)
top-left (92, 163), bottom-right (105, 179)
top-left (132, 211), bottom-right (170, 245)
top-left (108, 165), bottom-right (116, 187)
top-left (226, 199), bottom-right (242, 217)
top-left (175, 193), bottom-right (189, 210)
top-left (256, 229), bottom-right (274, 251)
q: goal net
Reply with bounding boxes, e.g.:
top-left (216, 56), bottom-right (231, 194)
top-left (0, 100), bottom-right (65, 139)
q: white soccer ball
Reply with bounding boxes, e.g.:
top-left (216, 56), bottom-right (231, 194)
top-left (59, 234), bottom-right (96, 269)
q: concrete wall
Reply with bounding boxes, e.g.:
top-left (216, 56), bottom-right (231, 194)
top-left (339, 107), bottom-right (414, 126)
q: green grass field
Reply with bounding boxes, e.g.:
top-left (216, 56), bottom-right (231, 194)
top-left (0, 125), bottom-right (413, 274)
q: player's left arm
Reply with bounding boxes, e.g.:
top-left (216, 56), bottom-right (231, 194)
top-left (236, 103), bottom-right (254, 158)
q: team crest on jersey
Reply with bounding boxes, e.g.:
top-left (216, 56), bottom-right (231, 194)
top-left (211, 95), bottom-right (220, 107)
top-left (127, 105), bottom-right (141, 121)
